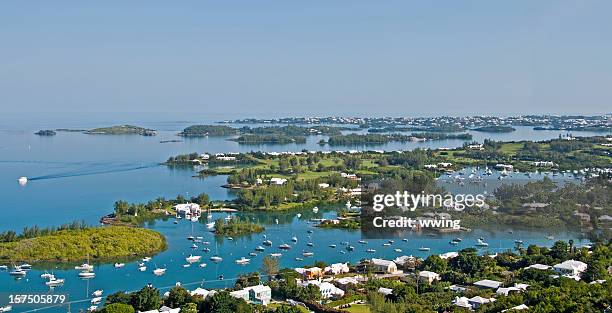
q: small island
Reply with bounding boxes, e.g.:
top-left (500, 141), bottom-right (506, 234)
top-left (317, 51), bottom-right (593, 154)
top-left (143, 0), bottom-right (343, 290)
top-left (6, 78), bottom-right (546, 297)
top-left (34, 129), bottom-right (57, 136)
top-left (213, 217), bottom-right (264, 237)
top-left (0, 226), bottom-right (166, 262)
top-left (84, 125), bottom-right (157, 136)
top-left (178, 125), bottom-right (238, 137)
top-left (230, 134), bottom-right (307, 144)
top-left (472, 125), bottom-right (516, 133)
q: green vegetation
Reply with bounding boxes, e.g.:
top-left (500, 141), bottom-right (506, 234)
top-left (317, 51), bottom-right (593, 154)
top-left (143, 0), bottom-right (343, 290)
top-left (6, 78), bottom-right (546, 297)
top-left (85, 125), bottom-right (156, 136)
top-left (241, 125), bottom-right (343, 136)
top-left (231, 134), bottom-right (307, 144)
top-left (104, 193), bottom-right (210, 226)
top-left (213, 216), bottom-right (265, 237)
top-left (472, 125), bottom-right (516, 133)
top-left (322, 133), bottom-right (472, 145)
top-left (0, 226), bottom-right (166, 262)
top-left (178, 125), bottom-right (238, 137)
top-left (437, 136), bottom-right (612, 171)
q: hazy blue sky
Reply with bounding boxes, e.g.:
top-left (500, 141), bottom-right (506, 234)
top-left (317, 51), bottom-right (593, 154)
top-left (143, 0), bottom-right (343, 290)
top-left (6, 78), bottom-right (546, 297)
top-left (1, 1), bottom-right (611, 117)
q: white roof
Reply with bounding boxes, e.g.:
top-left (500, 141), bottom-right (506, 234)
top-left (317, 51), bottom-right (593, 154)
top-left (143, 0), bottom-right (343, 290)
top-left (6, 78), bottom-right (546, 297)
top-left (469, 296), bottom-right (495, 304)
top-left (439, 252), bottom-right (459, 259)
top-left (419, 271), bottom-right (439, 278)
top-left (378, 287), bottom-right (393, 296)
top-left (246, 285), bottom-right (271, 293)
top-left (525, 263), bottom-right (551, 270)
top-left (474, 279), bottom-right (503, 289)
top-left (553, 259), bottom-right (587, 271)
top-left (502, 304), bottom-right (529, 311)
top-left (371, 258), bottom-right (395, 267)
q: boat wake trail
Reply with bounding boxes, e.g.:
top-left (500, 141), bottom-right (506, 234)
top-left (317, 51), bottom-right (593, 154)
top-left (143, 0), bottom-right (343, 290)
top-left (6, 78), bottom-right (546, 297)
top-left (28, 162), bottom-right (160, 181)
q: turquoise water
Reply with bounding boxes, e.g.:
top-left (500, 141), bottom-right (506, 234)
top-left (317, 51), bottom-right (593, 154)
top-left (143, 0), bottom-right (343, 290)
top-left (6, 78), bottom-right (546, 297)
top-left (0, 115), bottom-right (600, 312)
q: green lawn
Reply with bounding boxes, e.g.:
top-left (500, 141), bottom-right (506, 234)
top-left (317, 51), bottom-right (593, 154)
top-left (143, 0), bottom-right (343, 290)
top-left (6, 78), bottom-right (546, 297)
top-left (345, 304), bottom-right (370, 313)
top-left (498, 142), bottom-right (523, 155)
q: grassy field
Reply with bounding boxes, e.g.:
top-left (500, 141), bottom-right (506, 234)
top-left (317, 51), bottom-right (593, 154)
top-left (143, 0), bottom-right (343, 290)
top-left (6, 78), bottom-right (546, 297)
top-left (345, 304), bottom-right (370, 313)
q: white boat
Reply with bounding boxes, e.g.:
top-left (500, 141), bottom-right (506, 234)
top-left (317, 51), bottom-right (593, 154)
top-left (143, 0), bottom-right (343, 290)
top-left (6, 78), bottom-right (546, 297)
top-left (302, 252), bottom-right (314, 257)
top-left (312, 207), bottom-right (319, 213)
top-left (114, 263), bottom-right (125, 268)
top-left (78, 271), bottom-right (95, 278)
top-left (291, 236), bottom-right (298, 242)
top-left (185, 255), bottom-right (202, 263)
top-left (92, 290), bottom-right (103, 297)
top-left (210, 256), bottom-right (223, 263)
top-left (278, 243), bottom-right (291, 250)
top-left (476, 239), bottom-right (489, 247)
top-left (75, 263), bottom-right (93, 271)
top-left (296, 213), bottom-right (302, 218)
top-left (248, 252), bottom-right (257, 257)
top-left (196, 236), bottom-right (204, 240)
top-left (307, 242), bottom-right (314, 247)
top-left (295, 257), bottom-right (303, 261)
top-left (263, 240), bottom-right (272, 246)
top-left (142, 257), bottom-right (152, 262)
top-left (394, 249), bottom-right (402, 253)
top-left (235, 257), bottom-right (250, 265)
top-left (224, 215), bottom-right (232, 221)
top-left (182, 264), bottom-right (191, 268)
top-left (91, 297), bottom-right (102, 304)
top-left (0, 305), bottom-right (12, 312)
top-left (270, 253), bottom-right (282, 258)
top-left (190, 216), bottom-right (199, 222)
top-left (153, 268), bottom-right (166, 276)
top-left (418, 246), bottom-right (430, 251)
top-left (19, 263), bottom-right (32, 269)
top-left (329, 244), bottom-right (336, 248)
top-left (87, 306), bottom-right (97, 312)
top-left (199, 263), bottom-right (207, 268)
top-left (206, 222), bottom-right (215, 229)
top-left (0, 265), bottom-right (8, 270)
top-left (366, 249), bottom-right (376, 253)
top-left (40, 272), bottom-right (54, 279)
top-left (45, 278), bottom-right (65, 286)
top-left (358, 240), bottom-right (367, 244)
top-left (255, 246), bottom-right (265, 251)
top-left (382, 243), bottom-right (391, 247)
top-left (9, 269), bottom-right (26, 276)
top-left (138, 266), bottom-right (147, 272)
top-left (18, 177), bottom-right (28, 186)
top-left (191, 243), bottom-right (198, 249)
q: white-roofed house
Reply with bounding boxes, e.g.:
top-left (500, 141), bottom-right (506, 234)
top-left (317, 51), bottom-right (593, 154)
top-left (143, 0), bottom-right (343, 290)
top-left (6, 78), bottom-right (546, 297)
top-left (370, 258), bottom-right (398, 274)
top-left (468, 296), bottom-right (496, 309)
top-left (377, 287), bottom-right (393, 296)
top-left (270, 178), bottom-right (287, 185)
top-left (473, 279), bottom-right (503, 289)
top-left (553, 260), bottom-right (588, 279)
top-left (229, 285), bottom-right (272, 306)
top-left (300, 280), bottom-right (345, 299)
top-left (524, 263), bottom-right (551, 271)
top-left (325, 263), bottom-right (350, 275)
top-left (419, 271), bottom-right (441, 284)
top-left (174, 203), bottom-right (201, 218)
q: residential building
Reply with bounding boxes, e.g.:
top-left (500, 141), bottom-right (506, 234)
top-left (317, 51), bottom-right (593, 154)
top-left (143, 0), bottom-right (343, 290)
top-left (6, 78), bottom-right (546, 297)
top-left (553, 259), bottom-right (588, 277)
top-left (473, 279), bottom-right (503, 289)
top-left (419, 271), bottom-right (440, 284)
top-left (370, 258), bottom-right (398, 274)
